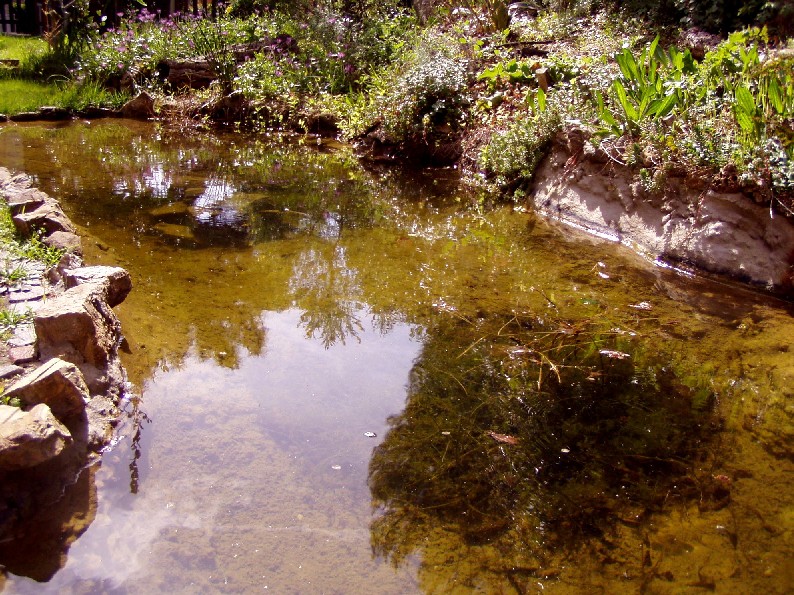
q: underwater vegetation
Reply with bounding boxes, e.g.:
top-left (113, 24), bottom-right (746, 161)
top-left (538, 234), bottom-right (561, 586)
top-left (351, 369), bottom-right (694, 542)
top-left (369, 309), bottom-right (726, 588)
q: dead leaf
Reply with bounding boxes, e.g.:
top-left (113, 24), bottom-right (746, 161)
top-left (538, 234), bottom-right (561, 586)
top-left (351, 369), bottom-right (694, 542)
top-left (488, 431), bottom-right (519, 445)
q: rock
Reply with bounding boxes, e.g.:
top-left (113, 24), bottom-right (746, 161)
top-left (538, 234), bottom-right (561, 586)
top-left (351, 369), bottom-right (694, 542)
top-left (120, 91), bottom-right (156, 120)
top-left (64, 266), bottom-right (132, 307)
top-left (157, 59), bottom-right (217, 90)
top-left (153, 221), bottom-right (196, 241)
top-left (0, 364), bottom-right (23, 380)
top-left (8, 345), bottom-right (37, 365)
top-left (11, 198), bottom-right (76, 236)
top-left (5, 358), bottom-right (90, 420)
top-left (301, 113), bottom-right (341, 136)
top-left (42, 230), bottom-right (82, 255)
top-left (48, 252), bottom-right (84, 285)
top-left (34, 283), bottom-right (121, 368)
top-left (9, 112), bottom-right (42, 122)
top-left (678, 28), bottom-right (722, 61)
top-left (7, 324), bottom-right (36, 348)
top-left (77, 106), bottom-right (119, 119)
top-left (532, 146), bottom-right (794, 294)
top-left (5, 188), bottom-right (47, 216)
top-left (6, 285), bottom-right (45, 303)
top-left (508, 2), bottom-right (540, 22)
top-left (0, 404), bottom-right (72, 471)
top-left (203, 91), bottom-right (250, 123)
top-left (149, 202), bottom-right (190, 219)
top-left (37, 106), bottom-right (71, 121)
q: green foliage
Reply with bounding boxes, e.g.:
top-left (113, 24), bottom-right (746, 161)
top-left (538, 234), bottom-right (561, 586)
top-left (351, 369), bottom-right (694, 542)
top-left (478, 58), bottom-right (537, 91)
top-left (0, 78), bottom-right (127, 115)
top-left (479, 106), bottom-right (561, 191)
top-left (0, 79), bottom-right (62, 113)
top-left (674, 0), bottom-right (784, 34)
top-left (595, 35), bottom-right (695, 137)
top-left (0, 264), bottom-right (28, 286)
top-left (372, 30), bottom-right (471, 142)
top-left (16, 231), bottom-right (65, 268)
top-left (0, 393), bottom-right (22, 408)
top-left (41, 0), bottom-right (96, 68)
top-left (0, 34), bottom-right (66, 80)
top-left (432, 0), bottom-right (510, 33)
top-left (0, 308), bottom-right (30, 341)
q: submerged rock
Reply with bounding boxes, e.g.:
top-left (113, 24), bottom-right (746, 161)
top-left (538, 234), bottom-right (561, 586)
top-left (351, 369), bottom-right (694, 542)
top-left (149, 202), bottom-right (190, 219)
top-left (0, 404), bottom-right (72, 472)
top-left (153, 221), bottom-right (197, 241)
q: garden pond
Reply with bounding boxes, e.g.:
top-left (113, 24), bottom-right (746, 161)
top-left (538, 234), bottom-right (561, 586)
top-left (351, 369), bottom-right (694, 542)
top-left (0, 119), bottom-right (792, 594)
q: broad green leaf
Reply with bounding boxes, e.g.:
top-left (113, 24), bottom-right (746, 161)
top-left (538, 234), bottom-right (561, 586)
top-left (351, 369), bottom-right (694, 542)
top-left (768, 77), bottom-right (784, 114)
top-left (650, 35), bottom-right (666, 66)
top-left (735, 85), bottom-right (757, 116)
top-left (537, 86), bottom-right (546, 112)
top-left (613, 80), bottom-right (637, 121)
top-left (638, 91), bottom-right (652, 118)
top-left (651, 93), bottom-right (678, 118)
top-left (735, 110), bottom-right (756, 136)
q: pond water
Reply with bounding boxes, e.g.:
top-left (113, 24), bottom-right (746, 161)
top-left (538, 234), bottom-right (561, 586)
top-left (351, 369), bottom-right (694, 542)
top-left (0, 120), bottom-right (792, 594)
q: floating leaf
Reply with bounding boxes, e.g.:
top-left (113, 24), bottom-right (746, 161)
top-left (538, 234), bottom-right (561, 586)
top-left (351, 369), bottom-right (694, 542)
top-left (488, 431), bottom-right (519, 445)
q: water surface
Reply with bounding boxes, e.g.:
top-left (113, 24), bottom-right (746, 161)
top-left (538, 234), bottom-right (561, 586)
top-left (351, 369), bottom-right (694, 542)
top-left (0, 120), bottom-right (791, 594)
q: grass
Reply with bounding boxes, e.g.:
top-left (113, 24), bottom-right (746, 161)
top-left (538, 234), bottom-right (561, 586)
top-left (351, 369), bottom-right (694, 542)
top-left (0, 204), bottom-right (64, 267)
top-left (0, 79), bottom-right (63, 113)
top-left (0, 34), bottom-right (48, 62)
top-left (0, 78), bottom-right (130, 115)
top-left (0, 34), bottom-right (129, 115)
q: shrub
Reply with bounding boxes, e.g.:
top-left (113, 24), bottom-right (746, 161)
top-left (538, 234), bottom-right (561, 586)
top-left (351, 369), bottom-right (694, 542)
top-left (373, 30), bottom-right (472, 143)
top-left (478, 105), bottom-right (561, 192)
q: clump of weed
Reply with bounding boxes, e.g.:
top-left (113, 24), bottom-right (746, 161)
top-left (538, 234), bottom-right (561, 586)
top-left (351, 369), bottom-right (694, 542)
top-left (478, 105), bottom-right (561, 194)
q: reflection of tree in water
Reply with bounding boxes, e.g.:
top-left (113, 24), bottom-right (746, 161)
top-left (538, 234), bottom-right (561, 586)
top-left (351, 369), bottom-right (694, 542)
top-left (289, 243), bottom-right (364, 348)
top-left (368, 311), bottom-right (724, 590)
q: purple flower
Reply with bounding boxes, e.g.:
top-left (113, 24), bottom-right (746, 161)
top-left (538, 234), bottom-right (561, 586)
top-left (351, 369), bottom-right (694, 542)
top-left (117, 62), bottom-right (124, 69)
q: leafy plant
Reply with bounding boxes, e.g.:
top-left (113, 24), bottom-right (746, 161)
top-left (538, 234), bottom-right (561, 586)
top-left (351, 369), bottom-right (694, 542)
top-left (595, 36), bottom-right (695, 138)
top-left (0, 307), bottom-right (30, 340)
top-left (478, 58), bottom-right (538, 92)
top-left (0, 264), bottom-right (28, 286)
top-left (16, 231), bottom-right (65, 268)
top-left (0, 392), bottom-right (22, 408)
top-left (479, 106), bottom-right (561, 192)
top-left (375, 32), bottom-right (472, 142)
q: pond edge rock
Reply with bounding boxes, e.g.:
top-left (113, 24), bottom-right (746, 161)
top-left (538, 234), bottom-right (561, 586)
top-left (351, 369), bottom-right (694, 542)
top-left (0, 167), bottom-right (132, 537)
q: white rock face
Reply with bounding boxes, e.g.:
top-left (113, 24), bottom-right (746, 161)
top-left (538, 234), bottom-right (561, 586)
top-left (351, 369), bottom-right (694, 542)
top-left (532, 149), bottom-right (794, 293)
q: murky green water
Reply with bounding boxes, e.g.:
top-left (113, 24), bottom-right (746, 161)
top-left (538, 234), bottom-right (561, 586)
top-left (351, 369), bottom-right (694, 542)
top-left (0, 120), bottom-right (792, 594)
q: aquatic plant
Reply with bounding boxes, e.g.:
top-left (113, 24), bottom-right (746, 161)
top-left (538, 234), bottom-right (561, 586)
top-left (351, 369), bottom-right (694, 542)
top-left (369, 309), bottom-right (721, 577)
